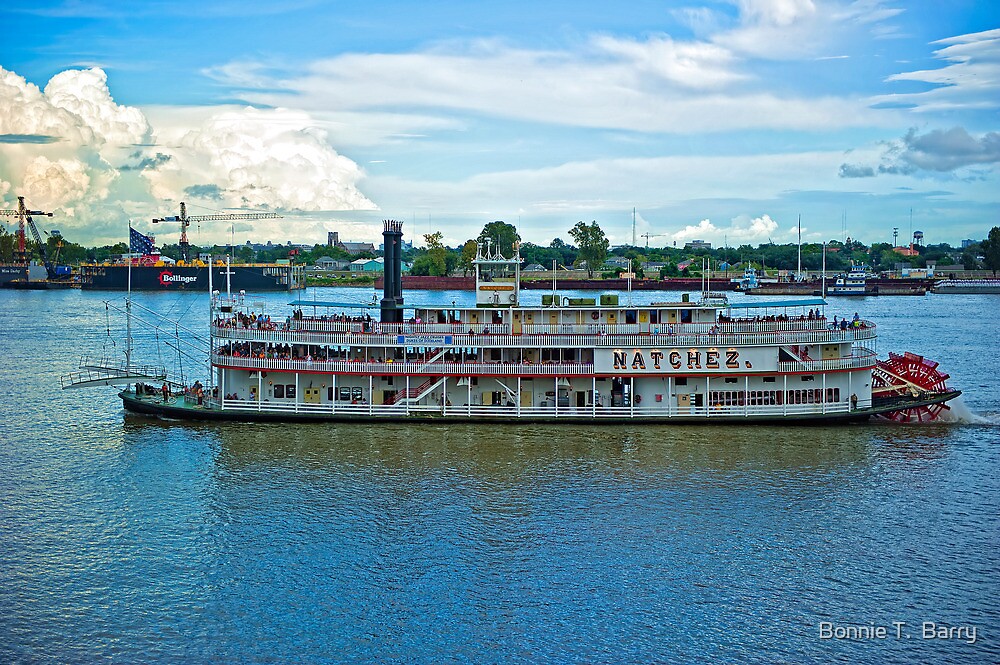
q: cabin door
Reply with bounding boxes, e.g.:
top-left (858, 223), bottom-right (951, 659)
top-left (677, 393), bottom-right (691, 410)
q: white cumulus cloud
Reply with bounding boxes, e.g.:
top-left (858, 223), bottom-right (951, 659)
top-left (670, 213), bottom-right (781, 244)
top-left (44, 68), bottom-right (150, 148)
top-left (1, 66), bottom-right (377, 243)
top-left (144, 106), bottom-right (377, 212)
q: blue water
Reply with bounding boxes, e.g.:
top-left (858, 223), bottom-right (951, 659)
top-left (1, 288), bottom-right (998, 663)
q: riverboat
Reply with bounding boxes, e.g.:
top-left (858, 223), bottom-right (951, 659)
top-left (62, 220), bottom-right (960, 424)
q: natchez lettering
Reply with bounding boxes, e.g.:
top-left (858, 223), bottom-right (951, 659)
top-left (613, 349), bottom-right (743, 371)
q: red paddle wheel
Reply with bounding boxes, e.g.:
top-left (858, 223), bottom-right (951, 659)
top-left (872, 351), bottom-right (952, 422)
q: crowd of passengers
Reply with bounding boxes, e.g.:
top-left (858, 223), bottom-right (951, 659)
top-left (215, 341), bottom-right (585, 365)
top-left (215, 306), bottom-right (867, 335)
top-left (215, 311), bottom-right (277, 330)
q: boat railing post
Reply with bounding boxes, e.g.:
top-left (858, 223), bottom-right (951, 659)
top-left (516, 376), bottom-right (521, 418)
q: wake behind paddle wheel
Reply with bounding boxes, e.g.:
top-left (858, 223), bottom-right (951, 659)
top-left (872, 351), bottom-right (952, 422)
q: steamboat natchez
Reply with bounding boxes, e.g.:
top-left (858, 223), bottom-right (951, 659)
top-left (64, 220), bottom-right (960, 424)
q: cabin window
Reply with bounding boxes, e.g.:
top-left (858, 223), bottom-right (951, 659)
top-left (328, 387), bottom-right (334, 401)
top-left (763, 376), bottom-right (776, 383)
top-left (801, 375), bottom-right (815, 382)
top-left (680, 309), bottom-right (693, 323)
top-left (286, 385), bottom-right (296, 398)
top-left (490, 348), bottom-right (502, 361)
top-left (351, 387), bottom-right (363, 401)
top-left (339, 387), bottom-right (351, 401)
top-left (625, 310), bottom-right (637, 324)
top-left (648, 310), bottom-right (659, 324)
top-left (675, 377), bottom-right (688, 386)
top-left (274, 384), bottom-right (284, 398)
top-left (725, 377), bottom-right (738, 384)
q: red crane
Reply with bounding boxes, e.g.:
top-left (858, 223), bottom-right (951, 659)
top-left (1, 196), bottom-right (54, 277)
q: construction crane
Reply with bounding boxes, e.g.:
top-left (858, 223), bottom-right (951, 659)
top-left (152, 201), bottom-right (281, 262)
top-left (640, 232), bottom-right (665, 249)
top-left (0, 196), bottom-right (54, 278)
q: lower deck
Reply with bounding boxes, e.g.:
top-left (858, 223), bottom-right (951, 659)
top-left (169, 366), bottom-right (875, 420)
top-left (120, 387), bottom-right (958, 424)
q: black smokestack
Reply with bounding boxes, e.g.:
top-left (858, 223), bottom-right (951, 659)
top-left (381, 219), bottom-right (404, 323)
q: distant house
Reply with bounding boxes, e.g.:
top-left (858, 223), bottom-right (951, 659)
top-left (523, 263), bottom-right (548, 271)
top-left (605, 256), bottom-right (632, 270)
top-left (315, 256), bottom-right (350, 270)
top-left (642, 261), bottom-right (668, 271)
top-left (350, 257), bottom-right (385, 272)
top-left (328, 231), bottom-right (376, 256)
top-left (677, 259), bottom-right (695, 272)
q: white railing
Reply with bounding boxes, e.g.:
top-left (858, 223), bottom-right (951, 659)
top-left (211, 324), bottom-right (876, 348)
top-left (216, 398), bottom-right (859, 419)
top-left (777, 351), bottom-right (877, 373)
top-left (212, 354), bottom-right (594, 375)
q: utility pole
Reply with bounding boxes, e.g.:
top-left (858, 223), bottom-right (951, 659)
top-left (892, 227), bottom-right (899, 248)
top-left (797, 214), bottom-right (802, 280)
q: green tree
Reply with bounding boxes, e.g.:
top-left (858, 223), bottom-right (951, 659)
top-left (477, 221), bottom-right (520, 259)
top-left (0, 226), bottom-right (15, 262)
top-left (459, 239), bottom-right (478, 276)
top-left (568, 220), bottom-right (609, 278)
top-left (422, 231), bottom-right (449, 276)
top-left (981, 226), bottom-right (1000, 276)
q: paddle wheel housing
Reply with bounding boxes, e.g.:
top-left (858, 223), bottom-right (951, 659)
top-left (872, 351), bottom-right (952, 422)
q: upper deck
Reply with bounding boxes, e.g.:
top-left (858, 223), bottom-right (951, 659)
top-left (212, 295), bottom-right (875, 348)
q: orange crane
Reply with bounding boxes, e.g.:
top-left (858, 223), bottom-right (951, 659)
top-left (152, 202), bottom-right (281, 262)
top-left (1, 196), bottom-right (54, 278)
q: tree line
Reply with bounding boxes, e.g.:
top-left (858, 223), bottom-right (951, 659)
top-left (3, 221), bottom-right (999, 277)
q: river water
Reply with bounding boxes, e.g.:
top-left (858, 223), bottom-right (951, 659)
top-left (1, 287), bottom-right (998, 663)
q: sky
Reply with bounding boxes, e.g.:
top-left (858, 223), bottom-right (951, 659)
top-left (0, 0), bottom-right (998, 250)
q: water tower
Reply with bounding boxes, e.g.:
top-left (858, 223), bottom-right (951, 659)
top-left (913, 230), bottom-right (924, 247)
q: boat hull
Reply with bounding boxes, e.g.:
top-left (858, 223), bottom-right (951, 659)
top-left (120, 390), bottom-right (961, 425)
top-left (81, 264), bottom-right (304, 291)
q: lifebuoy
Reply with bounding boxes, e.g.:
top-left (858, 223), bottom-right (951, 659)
top-left (635, 394), bottom-right (642, 404)
top-left (508, 293), bottom-right (516, 303)
top-left (591, 312), bottom-right (599, 320)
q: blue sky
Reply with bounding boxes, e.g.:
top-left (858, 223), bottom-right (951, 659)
top-left (1, 0), bottom-right (997, 249)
